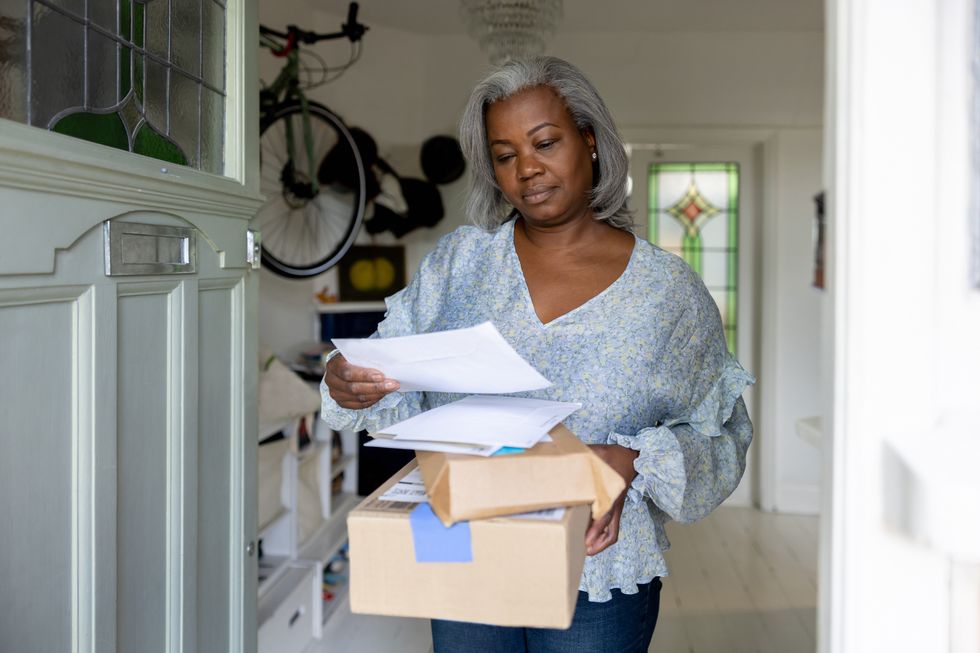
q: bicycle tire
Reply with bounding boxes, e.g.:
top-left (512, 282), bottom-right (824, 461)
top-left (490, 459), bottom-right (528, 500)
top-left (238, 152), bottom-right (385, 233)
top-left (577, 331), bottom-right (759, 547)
top-left (254, 101), bottom-right (366, 278)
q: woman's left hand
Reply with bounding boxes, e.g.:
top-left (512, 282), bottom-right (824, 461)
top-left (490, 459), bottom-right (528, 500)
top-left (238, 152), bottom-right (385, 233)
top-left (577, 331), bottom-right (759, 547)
top-left (585, 444), bottom-right (639, 556)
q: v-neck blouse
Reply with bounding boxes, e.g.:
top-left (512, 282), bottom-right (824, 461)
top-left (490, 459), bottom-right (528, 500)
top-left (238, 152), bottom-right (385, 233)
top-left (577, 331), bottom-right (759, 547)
top-left (320, 220), bottom-right (755, 602)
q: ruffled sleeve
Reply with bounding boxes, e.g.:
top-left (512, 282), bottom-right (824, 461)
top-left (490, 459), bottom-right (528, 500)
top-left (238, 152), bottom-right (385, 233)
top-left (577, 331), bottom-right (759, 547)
top-left (319, 229), bottom-right (467, 433)
top-left (607, 264), bottom-right (755, 524)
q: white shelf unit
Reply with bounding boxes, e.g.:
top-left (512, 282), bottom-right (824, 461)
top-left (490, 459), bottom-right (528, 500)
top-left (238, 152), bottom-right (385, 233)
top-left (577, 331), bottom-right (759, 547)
top-left (257, 419), bottom-right (360, 653)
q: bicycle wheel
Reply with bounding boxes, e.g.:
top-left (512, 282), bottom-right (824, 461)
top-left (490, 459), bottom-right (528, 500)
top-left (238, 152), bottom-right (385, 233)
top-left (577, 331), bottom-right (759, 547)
top-left (254, 102), bottom-right (366, 278)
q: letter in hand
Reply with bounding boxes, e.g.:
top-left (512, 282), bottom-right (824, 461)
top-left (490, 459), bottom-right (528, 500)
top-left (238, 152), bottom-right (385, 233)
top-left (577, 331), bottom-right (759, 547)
top-left (324, 353), bottom-right (400, 409)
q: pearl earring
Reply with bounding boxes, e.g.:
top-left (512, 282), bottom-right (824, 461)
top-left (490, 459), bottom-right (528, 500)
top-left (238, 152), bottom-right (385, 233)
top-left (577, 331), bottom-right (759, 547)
top-left (591, 151), bottom-right (597, 161)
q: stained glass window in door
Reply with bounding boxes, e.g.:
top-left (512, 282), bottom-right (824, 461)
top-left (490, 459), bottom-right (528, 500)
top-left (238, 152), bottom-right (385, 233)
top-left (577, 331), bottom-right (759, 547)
top-left (648, 162), bottom-right (740, 353)
top-left (0, 0), bottom-right (226, 174)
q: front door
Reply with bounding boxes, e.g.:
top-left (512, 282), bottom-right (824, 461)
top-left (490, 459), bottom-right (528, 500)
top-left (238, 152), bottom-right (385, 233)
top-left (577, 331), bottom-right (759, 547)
top-left (0, 2), bottom-right (263, 651)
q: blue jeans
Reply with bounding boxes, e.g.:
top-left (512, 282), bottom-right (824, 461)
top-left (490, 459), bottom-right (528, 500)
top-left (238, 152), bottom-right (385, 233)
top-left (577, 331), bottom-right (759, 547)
top-left (431, 578), bottom-right (662, 653)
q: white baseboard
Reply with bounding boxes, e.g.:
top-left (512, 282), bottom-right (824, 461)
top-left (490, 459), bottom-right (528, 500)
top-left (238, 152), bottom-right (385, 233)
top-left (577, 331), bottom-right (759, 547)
top-left (775, 482), bottom-right (821, 515)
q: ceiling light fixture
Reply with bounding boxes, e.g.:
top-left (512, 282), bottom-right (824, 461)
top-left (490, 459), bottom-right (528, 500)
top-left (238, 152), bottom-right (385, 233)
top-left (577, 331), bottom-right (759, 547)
top-left (460, 0), bottom-right (564, 66)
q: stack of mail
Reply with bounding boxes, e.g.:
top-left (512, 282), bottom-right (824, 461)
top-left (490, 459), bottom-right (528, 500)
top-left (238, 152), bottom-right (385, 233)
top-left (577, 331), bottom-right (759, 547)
top-left (331, 322), bottom-right (625, 525)
top-left (332, 321), bottom-right (581, 455)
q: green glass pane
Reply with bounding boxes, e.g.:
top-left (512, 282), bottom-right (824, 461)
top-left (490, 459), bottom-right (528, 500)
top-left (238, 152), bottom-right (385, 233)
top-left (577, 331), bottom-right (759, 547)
top-left (681, 233), bottom-right (702, 274)
top-left (648, 167), bottom-right (659, 244)
top-left (133, 122), bottom-right (187, 165)
top-left (52, 111), bottom-right (129, 151)
top-left (119, 0), bottom-right (144, 99)
top-left (132, 0), bottom-right (144, 48)
top-left (726, 165), bottom-right (739, 354)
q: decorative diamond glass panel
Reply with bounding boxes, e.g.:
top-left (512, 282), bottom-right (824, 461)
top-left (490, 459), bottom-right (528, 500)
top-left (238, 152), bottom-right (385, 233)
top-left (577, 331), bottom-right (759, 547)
top-left (648, 162), bottom-right (740, 353)
top-left (0, 0), bottom-right (227, 174)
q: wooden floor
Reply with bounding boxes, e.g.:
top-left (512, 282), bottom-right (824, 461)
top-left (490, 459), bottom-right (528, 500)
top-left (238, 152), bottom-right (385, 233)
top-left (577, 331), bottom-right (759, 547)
top-left (307, 506), bottom-right (818, 653)
top-left (655, 507), bottom-right (818, 653)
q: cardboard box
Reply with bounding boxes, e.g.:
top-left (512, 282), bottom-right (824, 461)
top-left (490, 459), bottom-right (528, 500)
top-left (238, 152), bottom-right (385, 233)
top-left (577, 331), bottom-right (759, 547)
top-left (412, 424), bottom-right (625, 526)
top-left (348, 462), bottom-right (591, 629)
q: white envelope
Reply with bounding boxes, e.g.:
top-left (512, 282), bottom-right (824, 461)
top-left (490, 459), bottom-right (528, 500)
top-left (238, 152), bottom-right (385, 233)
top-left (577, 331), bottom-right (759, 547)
top-left (331, 322), bottom-right (551, 394)
top-left (364, 437), bottom-right (502, 457)
top-left (383, 395), bottom-right (581, 449)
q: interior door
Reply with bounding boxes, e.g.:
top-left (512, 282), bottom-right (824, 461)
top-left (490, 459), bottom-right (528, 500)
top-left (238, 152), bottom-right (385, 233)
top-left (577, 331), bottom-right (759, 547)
top-left (0, 1), bottom-right (262, 651)
top-left (628, 144), bottom-right (760, 507)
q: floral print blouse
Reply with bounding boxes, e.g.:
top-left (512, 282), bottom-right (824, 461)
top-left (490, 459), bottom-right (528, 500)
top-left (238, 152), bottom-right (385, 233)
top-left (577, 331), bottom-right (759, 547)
top-left (320, 219), bottom-right (755, 602)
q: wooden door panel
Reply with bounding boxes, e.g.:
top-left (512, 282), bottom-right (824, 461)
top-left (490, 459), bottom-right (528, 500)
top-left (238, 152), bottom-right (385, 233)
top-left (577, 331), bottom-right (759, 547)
top-left (116, 285), bottom-right (176, 653)
top-left (0, 292), bottom-right (78, 653)
top-left (196, 282), bottom-right (238, 653)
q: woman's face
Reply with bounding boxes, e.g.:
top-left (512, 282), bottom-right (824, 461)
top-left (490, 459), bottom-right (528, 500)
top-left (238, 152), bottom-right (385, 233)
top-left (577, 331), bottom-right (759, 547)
top-left (485, 85), bottom-right (596, 227)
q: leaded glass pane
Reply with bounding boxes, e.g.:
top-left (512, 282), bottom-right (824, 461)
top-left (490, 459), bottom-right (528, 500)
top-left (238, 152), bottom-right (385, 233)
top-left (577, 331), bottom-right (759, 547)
top-left (30, 4), bottom-right (85, 129)
top-left (656, 209), bottom-right (684, 251)
top-left (649, 162), bottom-right (740, 353)
top-left (701, 251), bottom-right (728, 290)
top-left (144, 0), bottom-right (168, 59)
top-left (700, 208), bottom-right (728, 250)
top-left (88, 0), bottom-right (117, 33)
top-left (201, 0), bottom-right (224, 88)
top-left (0, 1), bottom-right (28, 123)
top-left (42, 0), bottom-right (83, 20)
top-left (171, 69), bottom-right (199, 165)
top-left (171, 0), bottom-right (200, 75)
top-left (143, 56), bottom-right (169, 133)
top-left (87, 27), bottom-right (120, 109)
top-left (201, 86), bottom-right (223, 173)
top-left (0, 0), bottom-right (225, 174)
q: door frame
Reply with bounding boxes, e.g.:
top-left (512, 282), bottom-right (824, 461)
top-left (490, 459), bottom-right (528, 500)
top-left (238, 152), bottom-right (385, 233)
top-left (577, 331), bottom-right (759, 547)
top-left (823, 0), bottom-right (980, 650)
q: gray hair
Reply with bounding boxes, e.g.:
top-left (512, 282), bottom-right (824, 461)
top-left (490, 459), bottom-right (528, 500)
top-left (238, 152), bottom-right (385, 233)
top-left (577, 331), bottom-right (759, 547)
top-left (458, 56), bottom-right (633, 231)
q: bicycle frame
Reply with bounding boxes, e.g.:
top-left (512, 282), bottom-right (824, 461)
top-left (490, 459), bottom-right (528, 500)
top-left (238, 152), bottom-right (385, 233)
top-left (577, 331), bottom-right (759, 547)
top-left (260, 38), bottom-right (320, 194)
top-left (259, 3), bottom-right (367, 196)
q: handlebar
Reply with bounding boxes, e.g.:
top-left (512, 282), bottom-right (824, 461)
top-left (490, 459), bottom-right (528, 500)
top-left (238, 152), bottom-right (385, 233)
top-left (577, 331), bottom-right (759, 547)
top-left (260, 1), bottom-right (367, 52)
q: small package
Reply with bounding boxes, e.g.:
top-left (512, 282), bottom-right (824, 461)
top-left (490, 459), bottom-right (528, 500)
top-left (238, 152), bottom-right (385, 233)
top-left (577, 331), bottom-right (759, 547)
top-left (348, 462), bottom-right (591, 629)
top-left (411, 424), bottom-right (625, 525)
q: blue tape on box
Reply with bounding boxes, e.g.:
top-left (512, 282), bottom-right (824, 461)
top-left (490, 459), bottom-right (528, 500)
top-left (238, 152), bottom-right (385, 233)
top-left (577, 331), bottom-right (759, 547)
top-left (491, 446), bottom-right (526, 457)
top-left (409, 503), bottom-right (473, 563)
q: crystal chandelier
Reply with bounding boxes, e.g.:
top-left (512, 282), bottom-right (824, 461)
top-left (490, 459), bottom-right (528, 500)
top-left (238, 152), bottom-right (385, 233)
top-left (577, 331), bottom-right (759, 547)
top-left (460, 0), bottom-right (564, 66)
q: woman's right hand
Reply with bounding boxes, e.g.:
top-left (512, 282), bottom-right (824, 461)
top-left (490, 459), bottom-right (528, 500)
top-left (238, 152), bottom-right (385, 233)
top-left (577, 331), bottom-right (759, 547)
top-left (324, 354), bottom-right (400, 409)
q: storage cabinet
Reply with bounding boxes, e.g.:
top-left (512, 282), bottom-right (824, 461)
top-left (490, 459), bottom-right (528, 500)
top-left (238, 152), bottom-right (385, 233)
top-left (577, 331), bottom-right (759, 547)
top-left (256, 301), bottom-right (393, 652)
top-left (257, 411), bottom-right (359, 653)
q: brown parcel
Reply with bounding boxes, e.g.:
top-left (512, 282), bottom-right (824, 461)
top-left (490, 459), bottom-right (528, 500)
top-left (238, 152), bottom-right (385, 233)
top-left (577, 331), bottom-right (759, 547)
top-left (409, 423), bottom-right (625, 526)
top-left (348, 461), bottom-right (591, 629)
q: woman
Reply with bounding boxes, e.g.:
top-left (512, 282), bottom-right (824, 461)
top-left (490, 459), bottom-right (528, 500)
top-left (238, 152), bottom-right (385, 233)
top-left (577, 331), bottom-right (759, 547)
top-left (321, 56), bottom-right (754, 652)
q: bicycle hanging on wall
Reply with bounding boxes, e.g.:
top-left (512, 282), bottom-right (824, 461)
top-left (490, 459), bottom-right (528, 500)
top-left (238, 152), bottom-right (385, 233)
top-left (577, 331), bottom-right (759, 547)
top-left (255, 3), bottom-right (369, 278)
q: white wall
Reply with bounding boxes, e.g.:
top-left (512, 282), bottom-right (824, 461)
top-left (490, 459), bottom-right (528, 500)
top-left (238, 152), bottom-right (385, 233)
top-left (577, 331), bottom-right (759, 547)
top-left (256, 3), bottom-right (825, 513)
top-left (761, 130), bottom-right (824, 513)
